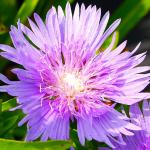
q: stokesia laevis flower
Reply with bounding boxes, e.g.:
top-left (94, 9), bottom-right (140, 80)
top-left (100, 100), bottom-right (150, 150)
top-left (0, 2), bottom-right (150, 148)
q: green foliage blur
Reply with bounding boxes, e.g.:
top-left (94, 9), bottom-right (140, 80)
top-left (0, 0), bottom-right (150, 150)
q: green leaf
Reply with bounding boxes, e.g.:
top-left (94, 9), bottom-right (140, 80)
top-left (0, 110), bottom-right (24, 138)
top-left (2, 98), bottom-right (17, 112)
top-left (0, 24), bottom-right (8, 35)
top-left (70, 129), bottom-right (86, 150)
top-left (0, 99), bottom-right (2, 112)
top-left (111, 0), bottom-right (150, 41)
top-left (0, 0), bottom-right (17, 25)
top-left (0, 99), bottom-right (2, 134)
top-left (15, 0), bottom-right (39, 23)
top-left (0, 138), bottom-right (72, 150)
top-left (1, 115), bottom-right (18, 135)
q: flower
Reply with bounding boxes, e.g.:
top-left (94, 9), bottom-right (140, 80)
top-left (100, 100), bottom-right (150, 150)
top-left (0, 2), bottom-right (150, 148)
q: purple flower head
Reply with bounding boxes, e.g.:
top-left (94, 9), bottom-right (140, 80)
top-left (119, 100), bottom-right (150, 150)
top-left (0, 2), bottom-right (150, 148)
top-left (100, 100), bottom-right (150, 150)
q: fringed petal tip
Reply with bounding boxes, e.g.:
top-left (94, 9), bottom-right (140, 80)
top-left (76, 107), bottom-right (143, 148)
top-left (0, 73), bottom-right (12, 84)
top-left (10, 105), bottom-right (22, 112)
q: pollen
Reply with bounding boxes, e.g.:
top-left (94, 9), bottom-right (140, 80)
top-left (61, 73), bottom-right (84, 97)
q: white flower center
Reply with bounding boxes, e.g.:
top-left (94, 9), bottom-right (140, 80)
top-left (62, 73), bottom-right (84, 97)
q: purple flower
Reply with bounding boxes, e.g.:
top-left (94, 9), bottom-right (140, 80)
top-left (0, 2), bottom-right (149, 148)
top-left (100, 100), bottom-right (150, 150)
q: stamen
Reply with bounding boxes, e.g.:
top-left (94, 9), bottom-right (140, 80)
top-left (61, 72), bottom-right (84, 97)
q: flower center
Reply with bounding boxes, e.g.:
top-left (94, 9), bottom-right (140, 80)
top-left (61, 73), bottom-right (84, 97)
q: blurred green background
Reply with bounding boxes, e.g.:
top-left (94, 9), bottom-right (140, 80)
top-left (0, 0), bottom-right (150, 150)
